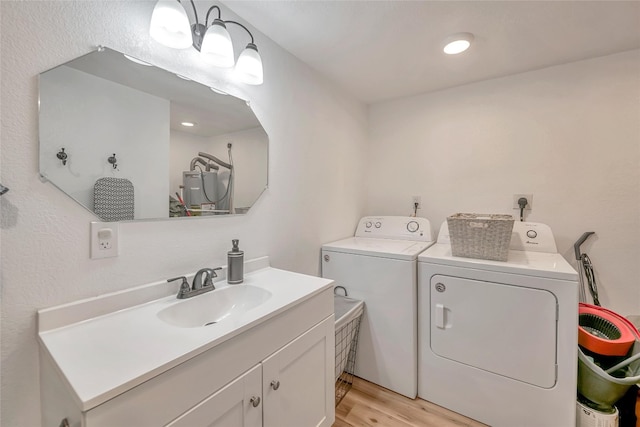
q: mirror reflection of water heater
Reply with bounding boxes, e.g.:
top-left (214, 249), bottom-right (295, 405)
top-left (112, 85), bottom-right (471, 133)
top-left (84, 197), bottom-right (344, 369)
top-left (183, 171), bottom-right (218, 211)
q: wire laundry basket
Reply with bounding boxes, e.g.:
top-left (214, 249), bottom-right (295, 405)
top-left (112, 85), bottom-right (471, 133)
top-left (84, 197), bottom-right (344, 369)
top-left (334, 290), bottom-right (364, 406)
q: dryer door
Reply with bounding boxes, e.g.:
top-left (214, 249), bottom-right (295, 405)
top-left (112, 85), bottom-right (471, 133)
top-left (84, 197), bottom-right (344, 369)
top-left (430, 275), bottom-right (557, 388)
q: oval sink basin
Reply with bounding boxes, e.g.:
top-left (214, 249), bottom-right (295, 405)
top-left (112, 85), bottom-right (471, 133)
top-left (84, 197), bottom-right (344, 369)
top-left (157, 285), bottom-right (273, 328)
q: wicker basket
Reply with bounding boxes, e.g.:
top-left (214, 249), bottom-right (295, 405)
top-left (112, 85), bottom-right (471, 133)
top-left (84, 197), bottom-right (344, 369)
top-left (447, 213), bottom-right (515, 261)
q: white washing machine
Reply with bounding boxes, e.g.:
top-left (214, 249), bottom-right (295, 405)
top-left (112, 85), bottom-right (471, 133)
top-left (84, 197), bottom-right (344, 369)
top-left (418, 221), bottom-right (579, 427)
top-left (322, 216), bottom-right (435, 399)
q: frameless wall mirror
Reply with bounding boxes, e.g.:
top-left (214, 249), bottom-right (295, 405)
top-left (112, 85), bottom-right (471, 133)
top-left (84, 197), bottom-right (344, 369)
top-left (39, 46), bottom-right (268, 221)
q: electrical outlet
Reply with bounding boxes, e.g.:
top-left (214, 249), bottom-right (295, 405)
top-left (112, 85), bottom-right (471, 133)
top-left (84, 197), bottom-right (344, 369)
top-left (90, 221), bottom-right (119, 259)
top-left (512, 194), bottom-right (533, 210)
top-left (412, 195), bottom-right (422, 210)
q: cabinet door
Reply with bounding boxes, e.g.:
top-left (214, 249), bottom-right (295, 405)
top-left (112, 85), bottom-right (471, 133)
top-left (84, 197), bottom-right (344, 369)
top-left (263, 316), bottom-right (335, 427)
top-left (166, 364), bottom-right (262, 427)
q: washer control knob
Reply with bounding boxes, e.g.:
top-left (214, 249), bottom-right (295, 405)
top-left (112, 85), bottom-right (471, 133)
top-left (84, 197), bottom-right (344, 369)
top-left (365, 221), bottom-right (372, 228)
top-left (526, 230), bottom-right (538, 239)
top-left (407, 221), bottom-right (419, 232)
top-left (375, 222), bottom-right (382, 228)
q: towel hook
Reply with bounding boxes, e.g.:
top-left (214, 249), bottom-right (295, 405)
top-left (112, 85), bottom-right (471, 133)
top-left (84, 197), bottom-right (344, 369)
top-left (56, 148), bottom-right (68, 166)
top-left (108, 153), bottom-right (118, 169)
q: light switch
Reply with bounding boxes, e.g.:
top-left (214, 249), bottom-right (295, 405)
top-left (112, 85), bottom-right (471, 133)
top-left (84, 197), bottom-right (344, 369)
top-left (97, 229), bottom-right (112, 240)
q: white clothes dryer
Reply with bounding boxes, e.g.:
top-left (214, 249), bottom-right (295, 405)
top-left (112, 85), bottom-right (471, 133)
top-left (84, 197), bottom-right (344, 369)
top-left (418, 221), bottom-right (579, 427)
top-left (322, 216), bottom-right (435, 399)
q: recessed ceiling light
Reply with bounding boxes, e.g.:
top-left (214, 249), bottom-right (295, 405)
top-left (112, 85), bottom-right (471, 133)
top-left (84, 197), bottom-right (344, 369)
top-left (443, 33), bottom-right (474, 55)
top-left (181, 121), bottom-right (196, 127)
top-left (123, 54), bottom-right (153, 66)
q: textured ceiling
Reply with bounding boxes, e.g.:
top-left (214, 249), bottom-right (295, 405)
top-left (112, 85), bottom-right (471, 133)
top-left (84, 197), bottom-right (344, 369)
top-left (224, 0), bottom-right (640, 104)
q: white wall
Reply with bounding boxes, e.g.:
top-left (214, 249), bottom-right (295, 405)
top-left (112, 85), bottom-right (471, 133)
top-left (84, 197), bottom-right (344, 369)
top-left (367, 50), bottom-right (640, 316)
top-left (0, 2), bottom-right (368, 426)
top-left (39, 65), bottom-right (170, 219)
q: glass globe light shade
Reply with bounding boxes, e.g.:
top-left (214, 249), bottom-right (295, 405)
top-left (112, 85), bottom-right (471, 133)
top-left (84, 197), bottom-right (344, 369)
top-left (149, 0), bottom-right (192, 49)
top-left (235, 43), bottom-right (263, 85)
top-left (200, 20), bottom-right (235, 68)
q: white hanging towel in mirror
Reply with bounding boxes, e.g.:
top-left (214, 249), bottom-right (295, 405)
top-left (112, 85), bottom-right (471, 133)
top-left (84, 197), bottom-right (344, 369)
top-left (94, 177), bottom-right (134, 221)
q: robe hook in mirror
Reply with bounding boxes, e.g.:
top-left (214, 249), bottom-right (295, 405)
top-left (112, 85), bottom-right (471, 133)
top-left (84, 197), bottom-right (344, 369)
top-left (56, 148), bottom-right (68, 166)
top-left (108, 153), bottom-right (118, 169)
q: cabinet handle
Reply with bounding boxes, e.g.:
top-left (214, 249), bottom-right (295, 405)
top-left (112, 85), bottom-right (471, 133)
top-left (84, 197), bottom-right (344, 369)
top-left (270, 380), bottom-right (280, 390)
top-left (250, 396), bottom-right (261, 407)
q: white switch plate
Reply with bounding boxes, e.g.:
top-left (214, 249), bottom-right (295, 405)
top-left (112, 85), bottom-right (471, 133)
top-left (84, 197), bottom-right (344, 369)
top-left (90, 221), bottom-right (119, 259)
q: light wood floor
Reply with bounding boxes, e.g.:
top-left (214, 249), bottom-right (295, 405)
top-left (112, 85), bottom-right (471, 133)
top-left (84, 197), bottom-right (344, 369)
top-left (334, 377), bottom-right (487, 427)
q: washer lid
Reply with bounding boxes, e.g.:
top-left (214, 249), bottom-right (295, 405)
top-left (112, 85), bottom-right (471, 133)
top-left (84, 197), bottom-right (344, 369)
top-left (323, 237), bottom-right (434, 260)
top-left (418, 243), bottom-right (578, 281)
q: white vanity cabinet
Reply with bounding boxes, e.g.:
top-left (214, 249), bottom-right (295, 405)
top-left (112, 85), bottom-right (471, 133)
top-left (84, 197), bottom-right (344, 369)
top-left (38, 263), bottom-right (335, 427)
top-left (167, 317), bottom-right (335, 427)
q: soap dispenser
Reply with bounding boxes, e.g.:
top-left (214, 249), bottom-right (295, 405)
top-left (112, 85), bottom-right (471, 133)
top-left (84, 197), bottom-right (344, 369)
top-left (227, 239), bottom-right (244, 284)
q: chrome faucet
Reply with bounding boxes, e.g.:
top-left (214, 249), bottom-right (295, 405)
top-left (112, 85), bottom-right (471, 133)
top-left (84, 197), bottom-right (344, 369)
top-left (168, 267), bottom-right (222, 299)
top-left (193, 268), bottom-right (216, 290)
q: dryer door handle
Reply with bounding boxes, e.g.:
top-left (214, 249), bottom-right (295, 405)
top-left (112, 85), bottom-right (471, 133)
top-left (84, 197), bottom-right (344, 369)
top-left (435, 303), bottom-right (445, 329)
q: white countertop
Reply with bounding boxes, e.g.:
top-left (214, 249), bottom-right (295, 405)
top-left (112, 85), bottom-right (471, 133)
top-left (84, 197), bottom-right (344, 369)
top-left (38, 261), bottom-right (333, 411)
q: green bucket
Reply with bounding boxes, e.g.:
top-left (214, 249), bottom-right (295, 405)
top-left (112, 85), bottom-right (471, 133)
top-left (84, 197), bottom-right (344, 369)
top-left (577, 342), bottom-right (640, 407)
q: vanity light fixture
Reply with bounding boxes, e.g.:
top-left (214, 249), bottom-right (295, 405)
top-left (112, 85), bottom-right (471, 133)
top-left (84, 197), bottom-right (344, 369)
top-left (443, 33), bottom-right (474, 55)
top-left (149, 0), bottom-right (264, 85)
